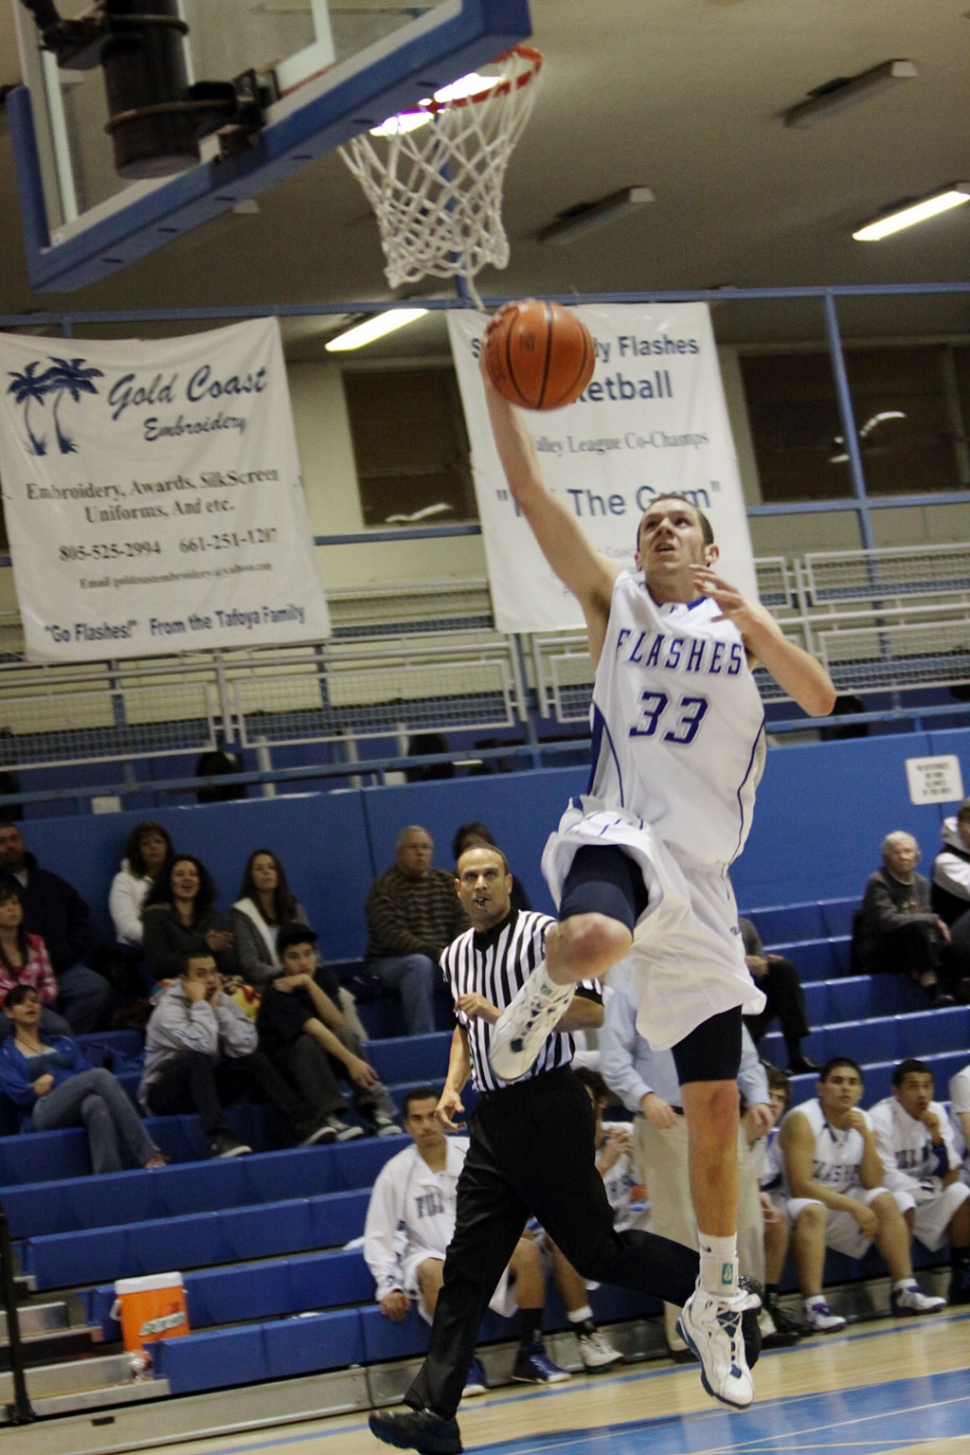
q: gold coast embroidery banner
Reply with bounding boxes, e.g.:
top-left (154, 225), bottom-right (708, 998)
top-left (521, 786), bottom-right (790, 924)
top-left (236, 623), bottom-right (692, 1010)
top-left (447, 303), bottom-right (756, 634)
top-left (0, 317), bottom-right (329, 661)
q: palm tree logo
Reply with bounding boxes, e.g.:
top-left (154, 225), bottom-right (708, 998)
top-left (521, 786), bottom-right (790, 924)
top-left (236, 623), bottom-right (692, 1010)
top-left (45, 358), bottom-right (104, 455)
top-left (6, 355), bottom-right (103, 456)
top-left (6, 360), bottom-right (52, 456)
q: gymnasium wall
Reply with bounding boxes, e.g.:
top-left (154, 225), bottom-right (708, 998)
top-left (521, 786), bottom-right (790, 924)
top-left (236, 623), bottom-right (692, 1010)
top-left (15, 726), bottom-right (969, 964)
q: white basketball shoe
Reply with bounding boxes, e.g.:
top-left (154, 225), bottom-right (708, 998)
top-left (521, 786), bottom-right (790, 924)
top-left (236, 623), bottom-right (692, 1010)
top-left (677, 1281), bottom-right (757, 1410)
top-left (488, 965), bottom-right (576, 1082)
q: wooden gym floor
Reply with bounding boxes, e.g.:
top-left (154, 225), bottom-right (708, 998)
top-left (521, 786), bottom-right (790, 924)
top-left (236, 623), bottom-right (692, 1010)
top-left (117, 1308), bottom-right (970, 1455)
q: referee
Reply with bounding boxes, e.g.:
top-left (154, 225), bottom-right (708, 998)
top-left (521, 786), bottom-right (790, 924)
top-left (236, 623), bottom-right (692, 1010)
top-left (370, 844), bottom-right (759, 1455)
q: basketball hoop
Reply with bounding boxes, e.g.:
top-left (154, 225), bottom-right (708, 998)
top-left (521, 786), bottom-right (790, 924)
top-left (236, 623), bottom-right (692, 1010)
top-left (339, 45), bottom-right (543, 307)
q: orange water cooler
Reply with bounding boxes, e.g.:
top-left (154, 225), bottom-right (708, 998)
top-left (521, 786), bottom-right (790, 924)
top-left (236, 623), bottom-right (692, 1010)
top-left (113, 1272), bottom-right (190, 1352)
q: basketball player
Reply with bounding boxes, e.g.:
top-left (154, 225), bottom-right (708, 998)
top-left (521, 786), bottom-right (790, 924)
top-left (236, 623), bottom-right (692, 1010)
top-left (368, 844), bottom-right (762, 1455)
top-left (478, 330), bottom-right (837, 1408)
top-left (779, 1057), bottom-right (946, 1322)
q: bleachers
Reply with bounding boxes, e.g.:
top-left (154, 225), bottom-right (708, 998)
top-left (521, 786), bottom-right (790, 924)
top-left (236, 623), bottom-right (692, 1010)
top-left (1, 886), bottom-right (968, 1405)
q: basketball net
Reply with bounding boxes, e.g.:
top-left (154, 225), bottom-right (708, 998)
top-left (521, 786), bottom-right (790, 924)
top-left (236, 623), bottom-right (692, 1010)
top-left (339, 45), bottom-right (543, 309)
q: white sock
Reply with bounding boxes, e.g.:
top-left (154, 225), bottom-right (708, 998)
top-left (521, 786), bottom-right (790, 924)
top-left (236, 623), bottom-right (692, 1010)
top-left (894, 1278), bottom-right (915, 1293)
top-left (803, 1294), bottom-right (824, 1310)
top-left (697, 1233), bottom-right (739, 1299)
top-left (509, 958), bottom-right (574, 1009)
top-left (567, 1305), bottom-right (594, 1325)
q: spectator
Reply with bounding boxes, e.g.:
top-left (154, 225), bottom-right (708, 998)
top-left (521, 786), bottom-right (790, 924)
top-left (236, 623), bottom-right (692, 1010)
top-left (365, 826), bottom-right (467, 1035)
top-left (869, 1058), bottom-right (970, 1304)
top-left (0, 985), bottom-right (166, 1172)
top-left (142, 855), bottom-right (235, 985)
top-left (451, 823), bottom-right (531, 912)
top-left (600, 970), bottom-right (769, 1357)
top-left (230, 848), bottom-right (311, 986)
top-left (931, 798), bottom-right (970, 927)
top-left (257, 924), bottom-right (397, 1140)
top-left (140, 950), bottom-right (323, 1158)
top-left (779, 1056), bottom-right (945, 1326)
top-left (0, 822), bottom-right (110, 1033)
top-left (753, 1067), bottom-right (820, 1340)
top-left (108, 821), bottom-right (173, 948)
top-left (853, 832), bottom-right (953, 1005)
top-left (0, 883), bottom-right (73, 1041)
top-left (740, 917), bottom-right (817, 1074)
top-left (365, 1086), bottom-right (614, 1389)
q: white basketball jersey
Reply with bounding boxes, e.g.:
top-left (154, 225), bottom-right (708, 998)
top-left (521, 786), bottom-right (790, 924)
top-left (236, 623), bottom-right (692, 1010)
top-left (869, 1097), bottom-right (956, 1189)
top-left (589, 572), bottom-right (766, 865)
top-left (785, 1097), bottom-right (868, 1195)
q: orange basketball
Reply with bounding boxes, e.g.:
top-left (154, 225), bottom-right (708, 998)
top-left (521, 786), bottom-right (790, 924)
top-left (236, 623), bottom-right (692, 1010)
top-left (484, 300), bottom-right (596, 410)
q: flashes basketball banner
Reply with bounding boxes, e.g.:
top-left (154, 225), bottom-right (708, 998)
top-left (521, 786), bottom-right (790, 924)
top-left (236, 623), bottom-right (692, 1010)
top-left (0, 318), bottom-right (329, 661)
top-left (447, 304), bottom-right (756, 634)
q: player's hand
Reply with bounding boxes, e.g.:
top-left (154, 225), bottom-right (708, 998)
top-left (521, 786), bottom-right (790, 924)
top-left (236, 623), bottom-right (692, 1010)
top-left (853, 1203), bottom-right (878, 1238)
top-left (348, 1056), bottom-right (378, 1089)
top-left (606, 1125), bottom-right (633, 1156)
top-left (745, 1103), bottom-right (773, 1139)
top-left (640, 1092), bottom-right (677, 1129)
top-left (760, 1192), bottom-right (782, 1228)
top-left (598, 1126), bottom-right (633, 1170)
top-left (921, 1108), bottom-right (942, 1139)
top-left (436, 1087), bottom-right (465, 1131)
top-left (31, 1073), bottom-right (55, 1097)
top-left (380, 1291), bottom-right (410, 1321)
top-left (745, 954), bottom-right (769, 979)
top-left (842, 1109), bottom-right (868, 1133)
top-left (690, 566), bottom-right (780, 649)
top-left (457, 992), bottom-right (501, 1024)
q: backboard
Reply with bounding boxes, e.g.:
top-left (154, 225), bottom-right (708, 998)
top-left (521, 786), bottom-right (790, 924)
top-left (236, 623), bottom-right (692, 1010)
top-left (8, 0), bottom-right (532, 292)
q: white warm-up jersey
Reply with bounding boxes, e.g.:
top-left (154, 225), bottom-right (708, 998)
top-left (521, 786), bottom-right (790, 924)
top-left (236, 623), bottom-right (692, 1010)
top-left (588, 572), bottom-right (766, 866)
top-left (363, 1140), bottom-right (467, 1302)
top-left (870, 1097), bottom-right (959, 1193)
top-left (784, 1097), bottom-right (869, 1195)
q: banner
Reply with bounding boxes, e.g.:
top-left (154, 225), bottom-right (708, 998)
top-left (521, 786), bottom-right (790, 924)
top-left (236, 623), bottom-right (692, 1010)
top-left (447, 304), bottom-right (756, 634)
top-left (0, 318), bottom-right (329, 661)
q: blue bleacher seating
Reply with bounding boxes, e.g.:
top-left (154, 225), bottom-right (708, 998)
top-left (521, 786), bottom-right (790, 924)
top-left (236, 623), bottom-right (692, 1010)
top-left (826, 1017), bottom-right (898, 1066)
top-left (747, 903), bottom-right (825, 944)
top-left (895, 1006), bottom-right (970, 1060)
top-left (818, 898), bottom-right (857, 938)
top-left (367, 1032), bottom-right (451, 1086)
top-left (768, 939), bottom-right (844, 981)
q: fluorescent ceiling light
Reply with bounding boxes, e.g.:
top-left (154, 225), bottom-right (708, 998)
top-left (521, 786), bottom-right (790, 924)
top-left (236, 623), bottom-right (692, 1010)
top-left (853, 185), bottom-right (970, 241)
top-left (538, 187), bottom-right (654, 246)
top-left (370, 71), bottom-right (502, 136)
top-left (785, 59), bottom-right (917, 129)
top-left (325, 309), bottom-right (429, 351)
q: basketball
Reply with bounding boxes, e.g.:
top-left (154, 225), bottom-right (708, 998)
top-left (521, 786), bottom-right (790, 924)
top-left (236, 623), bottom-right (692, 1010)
top-left (484, 300), bottom-right (596, 410)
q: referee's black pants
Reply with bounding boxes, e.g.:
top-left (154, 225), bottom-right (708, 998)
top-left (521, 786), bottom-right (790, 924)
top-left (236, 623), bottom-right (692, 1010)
top-left (406, 1066), bottom-right (700, 1420)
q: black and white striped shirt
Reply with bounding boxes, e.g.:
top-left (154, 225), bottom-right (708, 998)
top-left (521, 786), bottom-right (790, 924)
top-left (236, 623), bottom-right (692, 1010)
top-left (440, 908), bottom-right (602, 1094)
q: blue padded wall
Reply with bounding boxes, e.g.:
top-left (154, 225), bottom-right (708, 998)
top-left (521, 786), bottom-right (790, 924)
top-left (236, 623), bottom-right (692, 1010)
top-left (11, 729), bottom-right (969, 960)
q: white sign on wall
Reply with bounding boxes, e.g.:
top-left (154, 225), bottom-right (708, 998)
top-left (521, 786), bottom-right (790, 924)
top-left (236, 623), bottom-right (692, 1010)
top-left (447, 304), bottom-right (756, 634)
top-left (905, 755), bottom-right (965, 805)
top-left (0, 318), bottom-right (329, 661)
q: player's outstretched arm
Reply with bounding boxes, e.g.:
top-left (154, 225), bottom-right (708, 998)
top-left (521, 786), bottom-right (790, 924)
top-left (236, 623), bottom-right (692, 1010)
top-left (691, 565), bottom-right (836, 717)
top-left (481, 347), bottom-right (618, 663)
